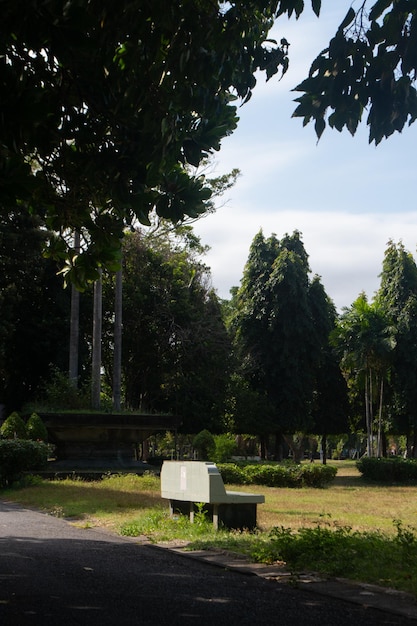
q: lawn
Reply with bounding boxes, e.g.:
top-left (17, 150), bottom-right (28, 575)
top-left (2, 460), bottom-right (417, 596)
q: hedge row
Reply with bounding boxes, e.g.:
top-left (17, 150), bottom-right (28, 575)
top-left (0, 439), bottom-right (49, 488)
top-left (357, 457), bottom-right (417, 483)
top-left (217, 462), bottom-right (337, 488)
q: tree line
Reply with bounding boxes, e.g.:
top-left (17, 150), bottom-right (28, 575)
top-left (2, 211), bottom-right (417, 459)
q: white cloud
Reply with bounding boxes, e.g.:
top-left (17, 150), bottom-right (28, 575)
top-left (194, 208), bottom-right (417, 312)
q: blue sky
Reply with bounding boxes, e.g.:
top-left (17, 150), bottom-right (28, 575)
top-left (193, 2), bottom-right (417, 311)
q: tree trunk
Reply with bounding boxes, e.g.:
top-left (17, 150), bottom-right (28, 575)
top-left (260, 435), bottom-right (268, 460)
top-left (369, 368), bottom-right (374, 456)
top-left (91, 270), bottom-right (102, 410)
top-left (406, 433), bottom-right (412, 458)
top-left (413, 430), bottom-right (417, 458)
top-left (321, 434), bottom-right (327, 464)
top-left (274, 432), bottom-right (284, 461)
top-left (365, 370), bottom-right (372, 457)
top-left (113, 267), bottom-right (122, 411)
top-left (69, 231), bottom-right (80, 386)
top-left (284, 434), bottom-right (304, 463)
top-left (377, 376), bottom-right (384, 457)
top-left (381, 430), bottom-right (388, 458)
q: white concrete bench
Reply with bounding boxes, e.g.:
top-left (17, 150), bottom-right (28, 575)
top-left (160, 461), bottom-right (264, 530)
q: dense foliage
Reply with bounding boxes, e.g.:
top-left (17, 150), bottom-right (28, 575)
top-left (375, 241), bottom-right (417, 452)
top-left (0, 411), bottom-right (48, 442)
top-left (26, 413), bottom-right (48, 442)
top-left (333, 241), bottom-right (417, 457)
top-left (293, 2), bottom-right (417, 144)
top-left (357, 456), bottom-right (417, 483)
top-left (1, 0), bottom-right (316, 284)
top-left (227, 230), bottom-right (348, 454)
top-left (0, 212), bottom-right (69, 411)
top-left (217, 462), bottom-right (337, 488)
top-left (5, 2), bottom-right (414, 280)
top-left (0, 412), bottom-right (27, 439)
top-left (0, 439), bottom-right (49, 487)
top-left (101, 229), bottom-right (231, 432)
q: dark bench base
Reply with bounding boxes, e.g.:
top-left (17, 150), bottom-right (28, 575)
top-left (168, 499), bottom-right (258, 530)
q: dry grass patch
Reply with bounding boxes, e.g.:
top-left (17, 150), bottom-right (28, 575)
top-left (253, 462), bottom-right (417, 535)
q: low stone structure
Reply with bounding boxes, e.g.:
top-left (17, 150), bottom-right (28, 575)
top-left (39, 412), bottom-right (181, 471)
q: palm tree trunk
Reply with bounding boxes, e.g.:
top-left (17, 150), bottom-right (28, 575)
top-left (321, 434), bottom-right (327, 465)
top-left (69, 231), bottom-right (80, 386)
top-left (365, 371), bottom-right (372, 456)
top-left (113, 267), bottom-right (122, 410)
top-left (377, 376), bottom-right (384, 457)
top-left (369, 368), bottom-right (374, 456)
top-left (91, 270), bottom-right (102, 410)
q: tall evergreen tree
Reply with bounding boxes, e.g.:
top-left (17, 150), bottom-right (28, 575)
top-left (231, 230), bottom-right (335, 453)
top-left (309, 276), bottom-right (349, 462)
top-left (375, 241), bottom-right (417, 455)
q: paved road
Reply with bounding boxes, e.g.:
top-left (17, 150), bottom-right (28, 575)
top-left (0, 500), bottom-right (415, 625)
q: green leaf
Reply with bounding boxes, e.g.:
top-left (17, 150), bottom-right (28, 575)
top-left (315, 116), bottom-right (326, 140)
top-left (369, 0), bottom-right (392, 21)
top-left (311, 0), bottom-right (321, 18)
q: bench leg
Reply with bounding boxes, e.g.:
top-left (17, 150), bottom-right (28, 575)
top-left (212, 504), bottom-right (219, 530)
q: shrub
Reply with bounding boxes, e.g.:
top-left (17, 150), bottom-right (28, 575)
top-left (357, 457), bottom-right (417, 483)
top-left (300, 463), bottom-right (337, 487)
top-left (243, 463), bottom-right (300, 487)
top-left (212, 434), bottom-right (237, 463)
top-left (38, 367), bottom-right (90, 410)
top-left (0, 411), bottom-right (27, 439)
top-left (192, 429), bottom-right (215, 461)
top-left (0, 439), bottom-right (49, 487)
top-left (217, 462), bottom-right (337, 488)
top-left (216, 463), bottom-right (247, 484)
top-left (26, 412), bottom-right (48, 441)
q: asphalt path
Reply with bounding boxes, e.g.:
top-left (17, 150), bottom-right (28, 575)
top-left (0, 500), bottom-right (415, 625)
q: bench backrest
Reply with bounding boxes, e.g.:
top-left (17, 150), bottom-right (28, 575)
top-left (160, 461), bottom-right (227, 503)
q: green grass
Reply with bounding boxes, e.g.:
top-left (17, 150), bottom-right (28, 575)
top-left (2, 462), bottom-right (417, 597)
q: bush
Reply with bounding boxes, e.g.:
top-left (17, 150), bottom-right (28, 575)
top-left (0, 411), bottom-right (27, 439)
top-left (192, 429), bottom-right (215, 461)
top-left (217, 462), bottom-right (337, 488)
top-left (300, 463), bottom-right (337, 487)
top-left (357, 457), bottom-right (417, 483)
top-left (26, 412), bottom-right (48, 441)
top-left (0, 439), bottom-right (49, 487)
top-left (212, 434), bottom-right (237, 463)
top-left (38, 367), bottom-right (90, 410)
top-left (243, 463), bottom-right (300, 487)
top-left (216, 463), bottom-right (247, 484)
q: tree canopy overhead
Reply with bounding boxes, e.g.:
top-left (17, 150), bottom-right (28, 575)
top-left (4, 1), bottom-right (414, 282)
top-left (1, 0), bottom-right (320, 285)
top-left (293, 1), bottom-right (417, 144)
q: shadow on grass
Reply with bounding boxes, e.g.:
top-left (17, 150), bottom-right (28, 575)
top-left (1, 480), bottom-right (164, 519)
top-left (332, 473), bottom-right (364, 487)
